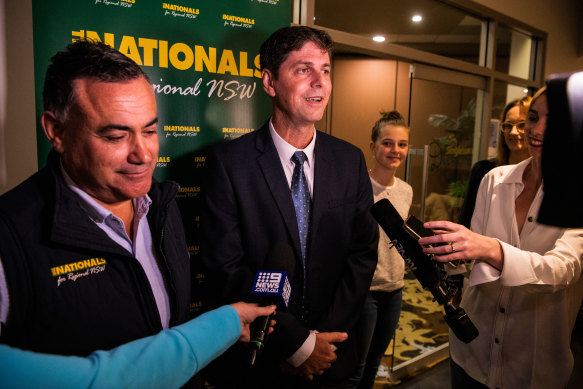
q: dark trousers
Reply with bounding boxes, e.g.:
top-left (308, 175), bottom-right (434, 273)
top-left (450, 357), bottom-right (488, 389)
top-left (347, 289), bottom-right (403, 389)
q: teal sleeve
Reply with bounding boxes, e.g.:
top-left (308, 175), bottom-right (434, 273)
top-left (0, 305), bottom-right (241, 389)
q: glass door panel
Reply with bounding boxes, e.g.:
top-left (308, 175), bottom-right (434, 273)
top-left (407, 78), bottom-right (479, 222)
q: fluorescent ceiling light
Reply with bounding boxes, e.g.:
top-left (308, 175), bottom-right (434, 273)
top-left (412, 15), bottom-right (422, 23)
top-left (373, 35), bottom-right (386, 42)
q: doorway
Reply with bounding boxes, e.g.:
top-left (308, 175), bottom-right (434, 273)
top-left (407, 65), bottom-right (485, 222)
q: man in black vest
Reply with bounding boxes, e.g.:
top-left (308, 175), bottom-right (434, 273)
top-left (0, 39), bottom-right (193, 356)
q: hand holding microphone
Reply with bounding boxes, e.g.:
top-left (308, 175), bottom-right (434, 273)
top-left (370, 199), bottom-right (479, 343)
top-left (418, 220), bottom-right (505, 271)
top-left (248, 242), bottom-right (295, 365)
top-left (230, 302), bottom-right (277, 342)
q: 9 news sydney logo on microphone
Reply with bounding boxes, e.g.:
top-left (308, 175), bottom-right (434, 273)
top-left (251, 271), bottom-right (291, 308)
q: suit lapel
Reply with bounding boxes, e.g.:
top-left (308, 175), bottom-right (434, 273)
top-left (310, 133), bottom-right (333, 255)
top-left (255, 125), bottom-right (303, 258)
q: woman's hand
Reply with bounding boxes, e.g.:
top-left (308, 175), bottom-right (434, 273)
top-left (230, 302), bottom-right (276, 342)
top-left (418, 220), bottom-right (504, 270)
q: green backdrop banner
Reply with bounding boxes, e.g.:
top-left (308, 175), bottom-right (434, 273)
top-left (31, 0), bottom-right (291, 314)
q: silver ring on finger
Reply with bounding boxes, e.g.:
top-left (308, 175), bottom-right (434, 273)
top-left (450, 242), bottom-right (456, 253)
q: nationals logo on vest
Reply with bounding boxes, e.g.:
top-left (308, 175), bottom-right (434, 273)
top-left (50, 257), bottom-right (107, 287)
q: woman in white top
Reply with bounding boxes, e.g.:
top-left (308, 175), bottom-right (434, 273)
top-left (348, 111), bottom-right (413, 389)
top-left (419, 87), bottom-right (583, 388)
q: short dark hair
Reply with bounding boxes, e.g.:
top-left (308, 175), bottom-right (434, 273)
top-left (260, 26), bottom-right (334, 78)
top-left (43, 39), bottom-right (149, 121)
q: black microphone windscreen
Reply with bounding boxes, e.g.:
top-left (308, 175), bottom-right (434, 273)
top-left (371, 198), bottom-right (405, 228)
top-left (371, 198), bottom-right (446, 304)
top-left (371, 198), bottom-right (479, 343)
top-left (249, 243), bottom-right (295, 364)
top-left (262, 242), bottom-right (295, 277)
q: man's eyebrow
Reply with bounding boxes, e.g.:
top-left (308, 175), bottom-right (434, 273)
top-left (97, 124), bottom-right (131, 134)
top-left (293, 59), bottom-right (331, 66)
top-left (145, 117), bottom-right (159, 128)
top-left (97, 118), bottom-right (159, 133)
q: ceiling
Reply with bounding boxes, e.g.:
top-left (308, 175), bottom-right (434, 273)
top-left (314, 0), bottom-right (485, 60)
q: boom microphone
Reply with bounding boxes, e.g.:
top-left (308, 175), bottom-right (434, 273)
top-left (370, 199), bottom-right (478, 343)
top-left (249, 242), bottom-right (295, 365)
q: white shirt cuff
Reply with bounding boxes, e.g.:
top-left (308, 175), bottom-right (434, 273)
top-left (469, 261), bottom-right (501, 286)
top-left (287, 330), bottom-right (317, 368)
top-left (497, 241), bottom-right (538, 286)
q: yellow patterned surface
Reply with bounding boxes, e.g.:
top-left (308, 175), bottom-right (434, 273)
top-left (386, 270), bottom-right (449, 366)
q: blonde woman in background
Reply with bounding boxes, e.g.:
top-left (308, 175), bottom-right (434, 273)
top-left (458, 96), bottom-right (531, 228)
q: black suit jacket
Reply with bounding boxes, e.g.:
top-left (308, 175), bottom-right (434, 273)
top-left (201, 123), bottom-right (378, 386)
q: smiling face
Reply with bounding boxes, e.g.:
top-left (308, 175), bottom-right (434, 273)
top-left (262, 41), bottom-right (331, 132)
top-left (502, 106), bottom-right (528, 153)
top-left (524, 93), bottom-right (548, 160)
top-left (47, 76), bottom-right (159, 208)
top-left (370, 125), bottom-right (409, 171)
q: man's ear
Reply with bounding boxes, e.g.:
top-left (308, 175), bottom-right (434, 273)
top-left (262, 68), bottom-right (276, 97)
top-left (41, 111), bottom-right (65, 153)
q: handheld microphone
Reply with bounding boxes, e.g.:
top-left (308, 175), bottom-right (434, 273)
top-left (249, 242), bottom-right (295, 365)
top-left (370, 198), bottom-right (479, 343)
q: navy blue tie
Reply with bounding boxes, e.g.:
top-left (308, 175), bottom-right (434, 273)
top-left (291, 151), bottom-right (311, 263)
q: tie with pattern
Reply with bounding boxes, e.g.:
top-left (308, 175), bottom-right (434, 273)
top-left (291, 151), bottom-right (312, 264)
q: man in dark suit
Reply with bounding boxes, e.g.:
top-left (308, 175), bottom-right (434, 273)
top-left (201, 26), bottom-right (379, 388)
